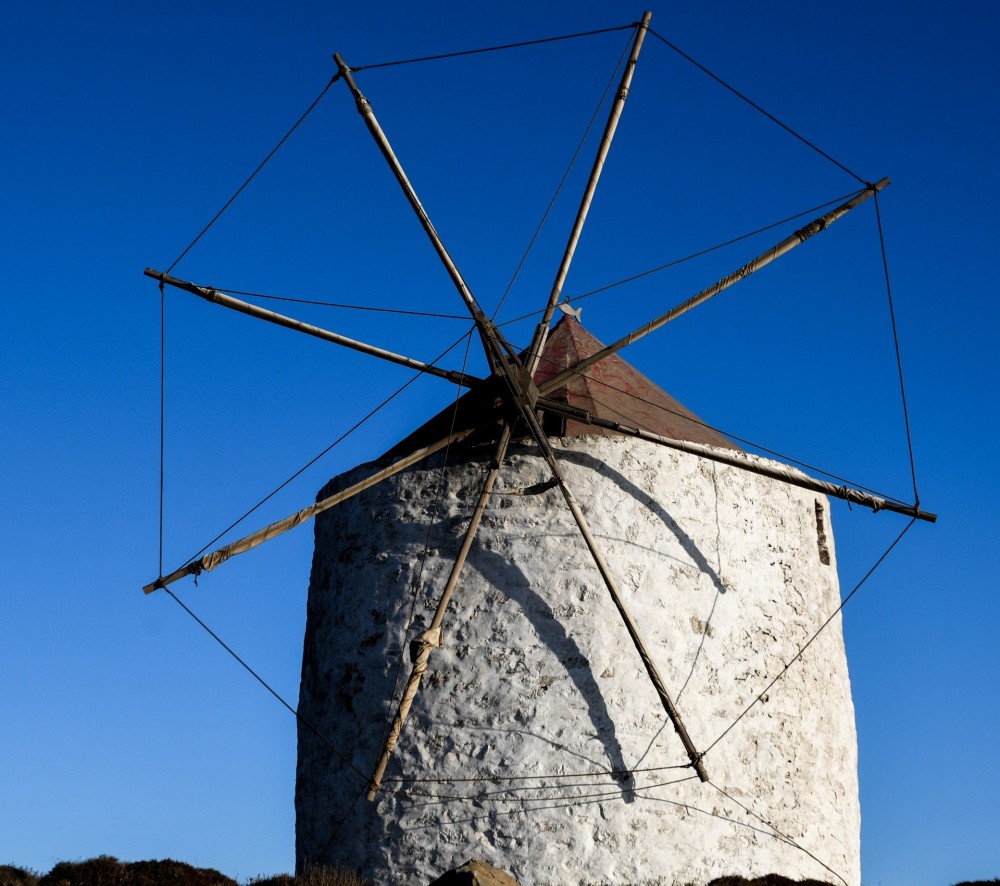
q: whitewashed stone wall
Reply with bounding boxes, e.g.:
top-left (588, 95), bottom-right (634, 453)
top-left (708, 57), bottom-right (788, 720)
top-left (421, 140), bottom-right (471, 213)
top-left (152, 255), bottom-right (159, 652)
top-left (296, 435), bottom-right (860, 885)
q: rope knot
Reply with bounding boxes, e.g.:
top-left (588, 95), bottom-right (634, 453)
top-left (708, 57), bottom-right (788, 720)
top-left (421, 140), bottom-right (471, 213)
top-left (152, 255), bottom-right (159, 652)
top-left (409, 626), bottom-right (443, 665)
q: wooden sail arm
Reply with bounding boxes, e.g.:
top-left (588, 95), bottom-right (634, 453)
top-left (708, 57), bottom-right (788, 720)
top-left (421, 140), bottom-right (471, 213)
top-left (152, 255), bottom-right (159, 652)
top-left (145, 269), bottom-right (481, 390)
top-left (143, 427), bottom-right (475, 594)
top-left (525, 11), bottom-right (652, 376)
top-left (496, 371), bottom-right (710, 780)
top-left (332, 57), bottom-right (529, 411)
top-left (537, 179), bottom-right (891, 396)
top-left (366, 425), bottom-right (515, 801)
top-left (333, 55), bottom-right (514, 376)
top-left (536, 396), bottom-right (937, 523)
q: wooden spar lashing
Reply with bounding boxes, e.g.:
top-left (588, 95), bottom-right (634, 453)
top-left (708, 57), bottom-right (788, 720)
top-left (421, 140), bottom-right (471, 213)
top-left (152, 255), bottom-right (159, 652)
top-left (538, 178), bottom-right (891, 394)
top-left (344, 11), bottom-right (711, 793)
top-left (366, 425), bottom-right (515, 800)
top-left (142, 428), bottom-right (475, 594)
top-left (525, 10), bottom-right (652, 377)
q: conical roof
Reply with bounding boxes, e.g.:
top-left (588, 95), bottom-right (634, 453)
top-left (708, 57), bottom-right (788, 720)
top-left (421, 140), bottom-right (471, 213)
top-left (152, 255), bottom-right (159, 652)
top-left (382, 316), bottom-right (738, 459)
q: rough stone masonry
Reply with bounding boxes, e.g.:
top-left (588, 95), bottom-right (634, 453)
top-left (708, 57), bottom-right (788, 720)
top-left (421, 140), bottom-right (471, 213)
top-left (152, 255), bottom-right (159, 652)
top-left (295, 432), bottom-right (860, 885)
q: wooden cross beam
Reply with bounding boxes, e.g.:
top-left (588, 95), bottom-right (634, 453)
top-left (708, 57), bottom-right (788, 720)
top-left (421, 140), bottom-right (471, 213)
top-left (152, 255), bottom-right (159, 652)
top-left (145, 269), bottom-right (480, 389)
top-left (336, 12), bottom-right (712, 793)
top-left (146, 11), bottom-right (931, 802)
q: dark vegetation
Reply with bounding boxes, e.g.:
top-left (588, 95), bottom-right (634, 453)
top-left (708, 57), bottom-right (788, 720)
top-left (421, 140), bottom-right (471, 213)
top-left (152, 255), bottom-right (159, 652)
top-left (704, 877), bottom-right (835, 886)
top-left (0, 859), bottom-right (367, 886)
top-left (4, 859), bottom-right (996, 886)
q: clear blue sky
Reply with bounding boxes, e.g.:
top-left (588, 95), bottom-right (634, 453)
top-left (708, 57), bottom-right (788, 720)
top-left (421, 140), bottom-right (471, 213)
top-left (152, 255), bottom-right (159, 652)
top-left (1, 2), bottom-right (997, 885)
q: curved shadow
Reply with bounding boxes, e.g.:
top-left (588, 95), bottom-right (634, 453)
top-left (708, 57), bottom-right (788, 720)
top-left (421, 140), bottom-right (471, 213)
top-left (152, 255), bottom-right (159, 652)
top-left (555, 447), bottom-right (727, 597)
top-left (467, 540), bottom-right (637, 803)
top-left (553, 446), bottom-right (732, 718)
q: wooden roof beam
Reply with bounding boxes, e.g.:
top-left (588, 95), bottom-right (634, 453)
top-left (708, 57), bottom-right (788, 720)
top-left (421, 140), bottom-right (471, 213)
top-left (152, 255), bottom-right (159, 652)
top-left (145, 269), bottom-right (480, 389)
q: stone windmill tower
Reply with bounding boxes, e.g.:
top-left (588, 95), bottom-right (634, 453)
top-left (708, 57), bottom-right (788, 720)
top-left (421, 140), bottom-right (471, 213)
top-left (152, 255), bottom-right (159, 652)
top-left (142, 12), bottom-right (934, 886)
top-left (296, 315), bottom-right (864, 885)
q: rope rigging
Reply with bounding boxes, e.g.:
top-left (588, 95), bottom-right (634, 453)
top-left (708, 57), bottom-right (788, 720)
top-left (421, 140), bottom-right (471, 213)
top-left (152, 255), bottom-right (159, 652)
top-left (360, 474), bottom-right (919, 796)
top-left (217, 286), bottom-right (469, 320)
top-left (146, 16), bottom-right (931, 882)
top-left (348, 23), bottom-right (637, 74)
top-left (381, 771), bottom-right (849, 886)
top-left (490, 26), bottom-right (634, 321)
top-left (647, 27), bottom-right (867, 186)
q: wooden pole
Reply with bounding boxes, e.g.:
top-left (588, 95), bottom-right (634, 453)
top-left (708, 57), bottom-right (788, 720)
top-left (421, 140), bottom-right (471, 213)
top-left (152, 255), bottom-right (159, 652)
top-left (143, 428), bottom-right (475, 594)
top-left (337, 41), bottom-right (707, 782)
top-left (499, 384), bottom-right (710, 781)
top-left (538, 179), bottom-right (890, 395)
top-left (145, 269), bottom-right (479, 389)
top-left (526, 12), bottom-right (652, 377)
top-left (366, 425), bottom-right (515, 800)
top-left (333, 56), bottom-right (503, 373)
top-left (536, 397), bottom-right (937, 523)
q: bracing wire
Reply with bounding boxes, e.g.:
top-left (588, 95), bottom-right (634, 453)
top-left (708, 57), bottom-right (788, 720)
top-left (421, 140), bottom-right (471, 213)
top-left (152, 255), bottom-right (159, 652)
top-left (159, 281), bottom-right (166, 578)
top-left (388, 770), bottom-right (842, 872)
top-left (707, 781), bottom-right (849, 886)
top-left (490, 25), bottom-right (634, 321)
top-left (555, 356), bottom-right (909, 504)
top-left (398, 773), bottom-right (695, 807)
top-left (163, 586), bottom-right (369, 785)
top-left (181, 329), bottom-right (474, 567)
top-left (378, 762), bottom-right (848, 884)
top-left (218, 286), bottom-right (468, 320)
top-left (874, 192), bottom-right (921, 505)
top-left (563, 189), bottom-right (863, 307)
top-left (701, 517), bottom-right (917, 758)
top-left (495, 188), bottom-right (862, 329)
top-left (350, 24), bottom-right (635, 73)
top-left (648, 28), bottom-right (866, 186)
top-left (165, 73), bottom-right (340, 275)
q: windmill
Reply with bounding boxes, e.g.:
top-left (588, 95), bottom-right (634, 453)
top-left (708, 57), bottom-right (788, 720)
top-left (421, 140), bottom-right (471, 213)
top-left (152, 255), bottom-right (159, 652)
top-left (143, 12), bottom-right (934, 886)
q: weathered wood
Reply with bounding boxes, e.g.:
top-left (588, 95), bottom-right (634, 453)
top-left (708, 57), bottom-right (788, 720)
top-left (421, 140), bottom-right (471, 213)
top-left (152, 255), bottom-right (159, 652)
top-left (537, 396), bottom-right (937, 523)
top-left (145, 269), bottom-right (479, 389)
top-left (143, 427), bottom-right (475, 594)
top-left (327, 69), bottom-right (712, 778)
top-left (333, 56), bottom-right (502, 373)
top-left (366, 424), bottom-right (515, 800)
top-left (537, 179), bottom-right (890, 395)
top-left (526, 11), bottom-right (652, 377)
